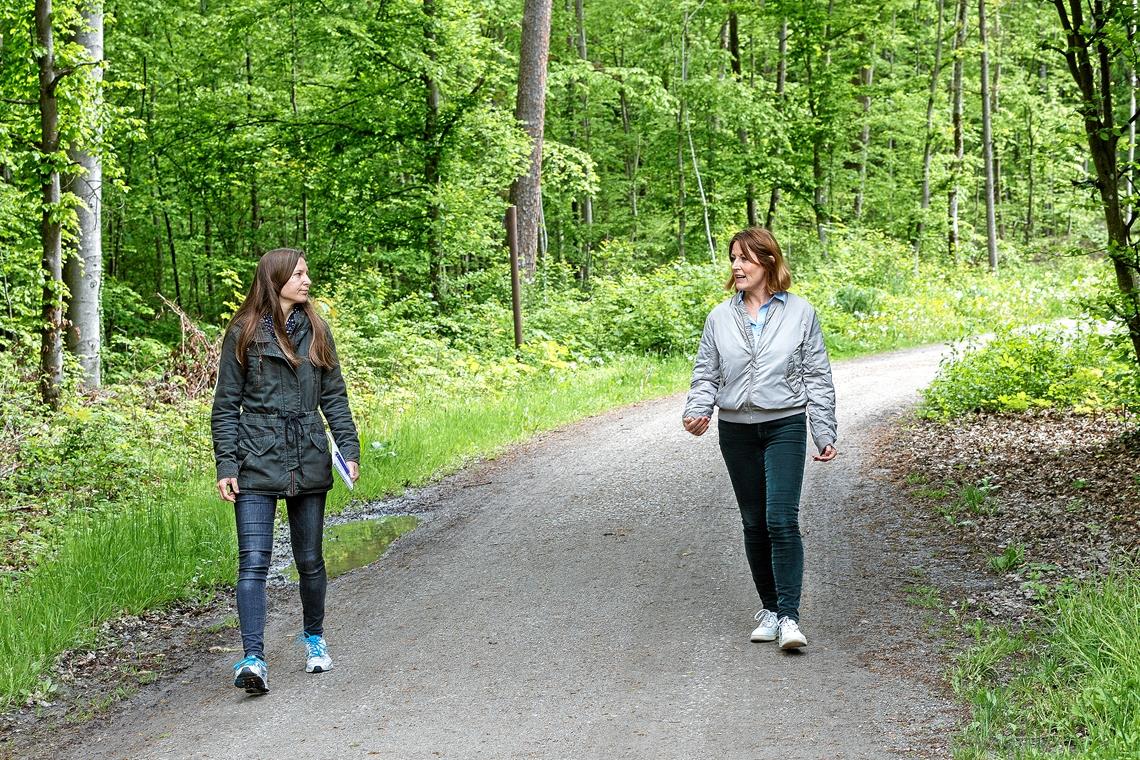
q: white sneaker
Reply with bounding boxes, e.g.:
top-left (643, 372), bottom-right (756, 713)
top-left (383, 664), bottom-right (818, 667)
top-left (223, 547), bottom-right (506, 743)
top-left (302, 633), bottom-right (333, 673)
top-left (777, 617), bottom-right (807, 649)
top-left (750, 609), bottom-right (779, 642)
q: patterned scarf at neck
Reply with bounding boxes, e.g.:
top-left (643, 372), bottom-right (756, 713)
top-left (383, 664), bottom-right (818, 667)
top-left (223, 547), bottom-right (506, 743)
top-left (261, 305), bottom-right (302, 345)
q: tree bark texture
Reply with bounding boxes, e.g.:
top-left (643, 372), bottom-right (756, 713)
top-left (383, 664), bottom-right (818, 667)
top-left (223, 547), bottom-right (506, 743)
top-left (728, 11), bottom-right (757, 227)
top-left (979, 0), bottom-right (999, 272)
top-left (424, 0), bottom-right (445, 300)
top-left (914, 0), bottom-right (944, 264)
top-left (575, 0), bottom-right (593, 282)
top-left (64, 0), bottom-right (104, 388)
top-left (948, 0), bottom-right (967, 261)
top-left (1053, 0), bottom-right (1140, 365)
top-left (509, 0), bottom-right (553, 280)
top-left (766, 19), bottom-right (788, 230)
top-left (36, 0), bottom-right (64, 409)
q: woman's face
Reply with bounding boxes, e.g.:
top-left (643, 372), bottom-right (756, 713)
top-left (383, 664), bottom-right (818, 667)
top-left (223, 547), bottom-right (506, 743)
top-left (729, 243), bottom-right (767, 293)
top-left (278, 257), bottom-right (311, 309)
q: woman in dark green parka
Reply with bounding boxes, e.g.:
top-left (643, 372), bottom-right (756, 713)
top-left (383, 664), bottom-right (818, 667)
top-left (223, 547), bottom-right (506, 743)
top-left (211, 248), bottom-right (360, 695)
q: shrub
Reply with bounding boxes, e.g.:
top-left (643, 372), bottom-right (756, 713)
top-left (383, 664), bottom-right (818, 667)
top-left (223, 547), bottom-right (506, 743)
top-left (919, 326), bottom-right (1139, 420)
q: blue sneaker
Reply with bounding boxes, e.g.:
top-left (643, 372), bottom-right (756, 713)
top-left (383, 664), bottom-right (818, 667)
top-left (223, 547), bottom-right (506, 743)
top-left (233, 655), bottom-right (269, 694)
top-left (301, 633), bottom-right (333, 673)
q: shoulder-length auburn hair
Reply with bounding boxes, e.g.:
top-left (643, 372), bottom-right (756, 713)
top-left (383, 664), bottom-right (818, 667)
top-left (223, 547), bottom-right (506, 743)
top-left (227, 248), bottom-right (335, 369)
top-left (724, 227), bottom-right (792, 293)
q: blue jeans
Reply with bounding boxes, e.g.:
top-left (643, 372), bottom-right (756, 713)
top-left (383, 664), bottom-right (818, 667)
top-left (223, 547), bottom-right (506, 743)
top-left (717, 414), bottom-right (807, 623)
top-left (234, 492), bottom-right (327, 659)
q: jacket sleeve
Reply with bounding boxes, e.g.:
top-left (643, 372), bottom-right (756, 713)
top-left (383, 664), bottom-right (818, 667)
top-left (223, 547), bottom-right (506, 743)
top-left (211, 328), bottom-right (245, 481)
top-left (319, 324), bottom-right (362, 463)
top-left (802, 308), bottom-right (837, 452)
top-left (683, 313), bottom-right (720, 419)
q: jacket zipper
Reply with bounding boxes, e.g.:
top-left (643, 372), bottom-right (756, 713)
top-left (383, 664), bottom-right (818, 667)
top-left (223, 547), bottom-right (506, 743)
top-left (744, 297), bottom-right (780, 412)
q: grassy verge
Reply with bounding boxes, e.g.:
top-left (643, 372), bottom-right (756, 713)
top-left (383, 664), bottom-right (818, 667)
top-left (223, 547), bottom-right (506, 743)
top-left (0, 355), bottom-right (691, 709)
top-left (952, 571), bottom-right (1140, 759)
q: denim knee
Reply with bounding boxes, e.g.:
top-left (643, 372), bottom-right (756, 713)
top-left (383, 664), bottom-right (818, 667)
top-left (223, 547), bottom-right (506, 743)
top-left (237, 549), bottom-right (271, 581)
top-left (292, 550), bottom-right (324, 577)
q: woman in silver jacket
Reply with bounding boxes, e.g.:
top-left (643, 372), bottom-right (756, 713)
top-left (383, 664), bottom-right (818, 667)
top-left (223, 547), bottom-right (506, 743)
top-left (683, 227), bottom-right (837, 650)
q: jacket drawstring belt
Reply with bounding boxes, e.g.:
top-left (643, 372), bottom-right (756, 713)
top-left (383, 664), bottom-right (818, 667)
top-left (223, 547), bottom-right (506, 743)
top-left (280, 411), bottom-right (307, 479)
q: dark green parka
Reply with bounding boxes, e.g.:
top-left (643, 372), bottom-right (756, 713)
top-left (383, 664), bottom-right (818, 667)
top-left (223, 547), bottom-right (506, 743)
top-left (211, 310), bottom-right (360, 497)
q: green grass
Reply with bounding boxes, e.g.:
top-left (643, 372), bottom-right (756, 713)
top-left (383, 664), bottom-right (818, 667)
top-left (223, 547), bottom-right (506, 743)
top-left (952, 571), bottom-right (1140, 758)
top-left (325, 355), bottom-right (691, 513)
top-left (0, 355), bottom-right (691, 709)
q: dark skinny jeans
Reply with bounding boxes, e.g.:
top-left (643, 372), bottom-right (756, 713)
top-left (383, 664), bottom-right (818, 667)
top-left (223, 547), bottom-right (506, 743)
top-left (717, 414), bottom-right (807, 623)
top-left (234, 492), bottom-right (327, 660)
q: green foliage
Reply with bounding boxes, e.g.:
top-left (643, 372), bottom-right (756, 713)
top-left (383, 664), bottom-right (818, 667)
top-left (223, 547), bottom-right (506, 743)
top-left (953, 571), bottom-right (1140, 758)
top-left (919, 327), bottom-right (1140, 421)
top-left (989, 544), bottom-right (1026, 573)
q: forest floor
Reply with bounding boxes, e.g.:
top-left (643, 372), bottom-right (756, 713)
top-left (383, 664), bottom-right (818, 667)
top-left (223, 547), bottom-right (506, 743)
top-left (3, 345), bottom-right (1134, 759)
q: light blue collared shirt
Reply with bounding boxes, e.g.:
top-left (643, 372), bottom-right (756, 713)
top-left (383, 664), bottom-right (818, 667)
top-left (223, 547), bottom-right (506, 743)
top-left (736, 291), bottom-right (787, 345)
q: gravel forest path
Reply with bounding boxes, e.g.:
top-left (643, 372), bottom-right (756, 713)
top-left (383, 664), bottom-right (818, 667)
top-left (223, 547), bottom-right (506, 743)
top-left (55, 346), bottom-right (959, 760)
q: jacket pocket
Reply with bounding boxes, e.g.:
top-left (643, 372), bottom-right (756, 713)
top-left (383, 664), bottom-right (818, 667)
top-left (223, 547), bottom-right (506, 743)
top-left (237, 433), bottom-right (281, 490)
top-left (309, 431), bottom-right (329, 453)
top-left (784, 353), bottom-right (805, 394)
top-left (238, 433), bottom-right (275, 460)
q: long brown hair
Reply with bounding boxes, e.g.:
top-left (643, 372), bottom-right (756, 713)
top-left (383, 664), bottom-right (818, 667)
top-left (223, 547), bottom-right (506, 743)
top-left (724, 227), bottom-right (793, 293)
top-left (228, 248), bottom-right (335, 368)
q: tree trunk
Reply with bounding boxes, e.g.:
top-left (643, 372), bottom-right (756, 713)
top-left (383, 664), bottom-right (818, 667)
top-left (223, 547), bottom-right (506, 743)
top-left (979, 0), bottom-right (999, 272)
top-left (1025, 107), bottom-right (1035, 244)
top-left (509, 0), bottom-right (553, 280)
top-left (948, 0), bottom-right (967, 262)
top-left (729, 11), bottom-right (757, 226)
top-left (64, 0), bottom-right (103, 388)
top-left (853, 57), bottom-right (873, 219)
top-left (766, 18), bottom-right (788, 229)
top-left (290, 2), bottom-right (309, 244)
top-left (424, 0), bottom-right (445, 300)
top-left (575, 0), bottom-right (593, 282)
top-left (618, 84), bottom-right (639, 231)
top-left (991, 4), bottom-right (1003, 239)
top-left (679, 10), bottom-right (714, 263)
top-left (1052, 0), bottom-right (1140, 365)
top-left (676, 99), bottom-right (686, 260)
top-left (1127, 1), bottom-right (1137, 228)
top-left (914, 0), bottom-right (945, 266)
top-left (245, 51), bottom-right (261, 253)
top-left (36, 0), bottom-right (64, 409)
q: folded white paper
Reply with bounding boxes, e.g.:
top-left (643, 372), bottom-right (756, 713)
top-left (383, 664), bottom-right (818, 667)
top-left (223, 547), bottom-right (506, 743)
top-left (326, 431), bottom-right (354, 490)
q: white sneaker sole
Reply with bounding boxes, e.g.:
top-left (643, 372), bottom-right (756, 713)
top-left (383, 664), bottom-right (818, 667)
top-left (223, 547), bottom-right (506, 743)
top-left (779, 635), bottom-right (807, 650)
top-left (306, 659), bottom-right (333, 674)
top-left (750, 629), bottom-right (778, 642)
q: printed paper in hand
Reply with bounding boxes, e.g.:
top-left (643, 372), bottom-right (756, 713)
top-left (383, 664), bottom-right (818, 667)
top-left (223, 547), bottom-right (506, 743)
top-left (326, 431), bottom-right (354, 490)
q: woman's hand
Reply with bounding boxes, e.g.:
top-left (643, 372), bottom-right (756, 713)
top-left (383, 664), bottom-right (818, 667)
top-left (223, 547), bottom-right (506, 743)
top-left (347, 461), bottom-right (360, 483)
top-left (217, 477), bottom-right (240, 502)
top-left (813, 444), bottom-right (837, 462)
top-left (682, 416), bottom-right (710, 436)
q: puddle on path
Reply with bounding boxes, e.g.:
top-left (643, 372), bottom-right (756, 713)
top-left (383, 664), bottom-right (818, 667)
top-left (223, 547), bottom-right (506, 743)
top-left (284, 516), bottom-right (418, 581)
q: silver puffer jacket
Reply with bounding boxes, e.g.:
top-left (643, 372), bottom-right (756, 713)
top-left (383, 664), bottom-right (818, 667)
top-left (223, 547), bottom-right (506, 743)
top-left (683, 292), bottom-right (837, 452)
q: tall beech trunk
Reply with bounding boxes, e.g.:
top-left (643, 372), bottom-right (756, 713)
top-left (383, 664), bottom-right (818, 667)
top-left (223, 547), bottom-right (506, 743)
top-left (766, 18), bottom-right (788, 229)
top-left (424, 0), bottom-right (445, 300)
top-left (509, 0), bottom-right (553, 280)
top-left (64, 0), bottom-right (103, 388)
top-left (574, 0), bottom-right (593, 281)
top-left (245, 51), bottom-right (261, 252)
top-left (979, 0), bottom-right (999, 272)
top-left (36, 0), bottom-right (64, 409)
top-left (948, 0), bottom-right (967, 261)
top-left (852, 56), bottom-right (873, 219)
top-left (914, 0), bottom-right (945, 265)
top-left (1052, 0), bottom-right (1140, 365)
top-left (729, 11), bottom-right (757, 226)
